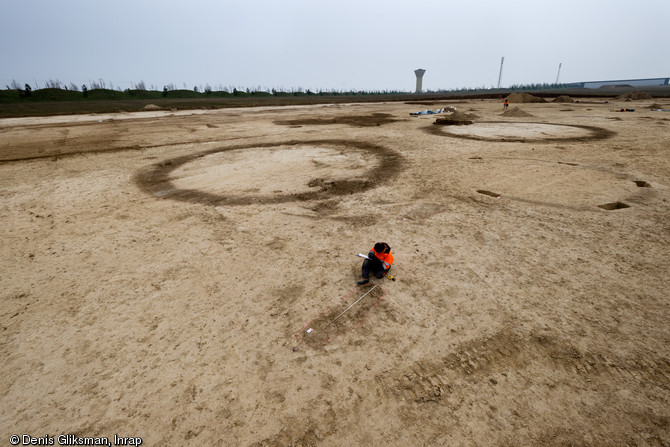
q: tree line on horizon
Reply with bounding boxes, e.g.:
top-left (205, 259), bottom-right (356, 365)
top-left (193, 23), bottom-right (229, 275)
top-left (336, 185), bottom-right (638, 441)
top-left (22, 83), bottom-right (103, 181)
top-left (3, 78), bottom-right (577, 100)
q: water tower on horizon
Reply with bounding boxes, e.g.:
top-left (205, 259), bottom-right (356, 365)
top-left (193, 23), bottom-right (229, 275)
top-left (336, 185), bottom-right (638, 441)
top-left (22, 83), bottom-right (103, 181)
top-left (414, 69), bottom-right (426, 93)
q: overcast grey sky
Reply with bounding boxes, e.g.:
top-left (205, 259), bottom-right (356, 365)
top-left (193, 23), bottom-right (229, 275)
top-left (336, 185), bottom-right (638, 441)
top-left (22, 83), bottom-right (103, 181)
top-left (2, 0), bottom-right (669, 92)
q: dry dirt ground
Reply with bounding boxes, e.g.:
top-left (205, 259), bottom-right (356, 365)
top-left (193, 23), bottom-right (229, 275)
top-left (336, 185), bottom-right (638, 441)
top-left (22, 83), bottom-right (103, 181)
top-left (1, 98), bottom-right (669, 446)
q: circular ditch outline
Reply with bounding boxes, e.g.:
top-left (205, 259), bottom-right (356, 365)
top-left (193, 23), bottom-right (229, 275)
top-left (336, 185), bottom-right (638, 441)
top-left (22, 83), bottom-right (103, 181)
top-left (427, 120), bottom-right (616, 143)
top-left (134, 139), bottom-right (404, 206)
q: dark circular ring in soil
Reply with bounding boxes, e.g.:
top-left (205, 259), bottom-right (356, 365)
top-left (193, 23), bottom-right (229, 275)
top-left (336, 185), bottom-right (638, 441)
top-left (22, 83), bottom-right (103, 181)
top-left (427, 121), bottom-right (616, 143)
top-left (274, 113), bottom-right (399, 127)
top-left (134, 139), bottom-right (403, 206)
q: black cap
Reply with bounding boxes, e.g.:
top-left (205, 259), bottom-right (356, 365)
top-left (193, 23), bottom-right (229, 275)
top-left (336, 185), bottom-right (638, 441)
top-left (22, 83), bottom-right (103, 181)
top-left (374, 242), bottom-right (389, 253)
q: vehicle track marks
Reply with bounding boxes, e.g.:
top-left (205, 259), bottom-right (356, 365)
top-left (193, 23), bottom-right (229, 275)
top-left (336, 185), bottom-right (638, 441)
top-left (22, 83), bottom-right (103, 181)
top-left (378, 330), bottom-right (670, 404)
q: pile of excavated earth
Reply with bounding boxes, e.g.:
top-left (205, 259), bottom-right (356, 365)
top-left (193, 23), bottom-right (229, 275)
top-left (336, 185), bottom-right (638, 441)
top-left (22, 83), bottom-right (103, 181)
top-left (504, 92), bottom-right (546, 103)
top-left (501, 106), bottom-right (534, 117)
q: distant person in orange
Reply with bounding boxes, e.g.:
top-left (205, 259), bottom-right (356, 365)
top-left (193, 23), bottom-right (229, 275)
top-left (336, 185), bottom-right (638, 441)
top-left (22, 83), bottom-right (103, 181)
top-left (503, 99), bottom-right (509, 110)
top-left (357, 242), bottom-right (394, 285)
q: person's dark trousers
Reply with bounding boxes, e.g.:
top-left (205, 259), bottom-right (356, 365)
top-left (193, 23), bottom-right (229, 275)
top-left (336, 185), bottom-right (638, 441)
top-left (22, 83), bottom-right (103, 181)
top-left (361, 258), bottom-right (388, 279)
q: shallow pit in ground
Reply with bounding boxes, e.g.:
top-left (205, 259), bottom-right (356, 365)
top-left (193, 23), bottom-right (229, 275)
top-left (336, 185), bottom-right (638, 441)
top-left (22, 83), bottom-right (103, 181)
top-left (598, 202), bottom-right (630, 210)
top-left (477, 190), bottom-right (501, 198)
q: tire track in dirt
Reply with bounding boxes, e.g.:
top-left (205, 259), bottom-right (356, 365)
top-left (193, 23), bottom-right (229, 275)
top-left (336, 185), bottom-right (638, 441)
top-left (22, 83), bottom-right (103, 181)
top-left (376, 330), bottom-right (670, 404)
top-left (253, 330), bottom-right (669, 445)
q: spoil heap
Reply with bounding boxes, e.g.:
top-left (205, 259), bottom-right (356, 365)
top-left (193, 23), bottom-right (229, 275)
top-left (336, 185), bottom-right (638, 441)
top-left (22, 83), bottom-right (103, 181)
top-left (617, 91), bottom-right (653, 101)
top-left (434, 110), bottom-right (480, 126)
top-left (553, 95), bottom-right (574, 103)
top-left (505, 92), bottom-right (546, 103)
top-left (501, 107), bottom-right (534, 117)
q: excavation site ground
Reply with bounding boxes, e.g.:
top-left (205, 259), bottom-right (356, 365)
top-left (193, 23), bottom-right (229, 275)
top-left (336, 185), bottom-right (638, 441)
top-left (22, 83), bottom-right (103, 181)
top-left (1, 98), bottom-right (669, 446)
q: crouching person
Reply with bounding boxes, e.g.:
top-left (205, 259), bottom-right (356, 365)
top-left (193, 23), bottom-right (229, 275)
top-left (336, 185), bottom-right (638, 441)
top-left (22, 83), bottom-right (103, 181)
top-left (358, 242), bottom-right (394, 285)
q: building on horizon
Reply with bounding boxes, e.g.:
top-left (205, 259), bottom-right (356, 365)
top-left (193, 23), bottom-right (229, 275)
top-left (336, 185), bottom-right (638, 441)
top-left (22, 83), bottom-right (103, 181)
top-left (567, 77), bottom-right (669, 89)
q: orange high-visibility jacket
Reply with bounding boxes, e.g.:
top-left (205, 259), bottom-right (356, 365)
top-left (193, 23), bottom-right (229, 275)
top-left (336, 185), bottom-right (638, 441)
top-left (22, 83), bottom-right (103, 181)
top-left (371, 247), bottom-right (394, 271)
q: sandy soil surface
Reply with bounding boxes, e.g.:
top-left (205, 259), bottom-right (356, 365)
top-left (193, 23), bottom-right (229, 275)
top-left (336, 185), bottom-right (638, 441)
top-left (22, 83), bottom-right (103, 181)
top-left (1, 98), bottom-right (669, 446)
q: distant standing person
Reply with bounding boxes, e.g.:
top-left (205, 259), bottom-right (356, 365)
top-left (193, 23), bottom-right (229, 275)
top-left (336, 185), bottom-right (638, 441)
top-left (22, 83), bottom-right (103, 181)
top-left (503, 99), bottom-right (509, 110)
top-left (357, 242), bottom-right (394, 285)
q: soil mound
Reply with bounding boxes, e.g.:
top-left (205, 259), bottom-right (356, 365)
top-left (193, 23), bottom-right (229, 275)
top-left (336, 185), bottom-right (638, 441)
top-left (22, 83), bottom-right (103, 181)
top-left (501, 107), bottom-right (534, 117)
top-left (446, 111), bottom-right (479, 120)
top-left (649, 103), bottom-right (664, 109)
top-left (553, 95), bottom-right (574, 103)
top-left (434, 110), bottom-right (479, 126)
top-left (505, 92), bottom-right (546, 103)
top-left (143, 104), bottom-right (161, 110)
top-left (617, 91), bottom-right (653, 101)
